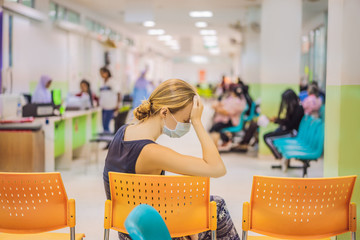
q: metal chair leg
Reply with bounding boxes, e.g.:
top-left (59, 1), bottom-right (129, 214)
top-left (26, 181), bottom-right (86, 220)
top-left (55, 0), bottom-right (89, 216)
top-left (104, 229), bottom-right (110, 240)
top-left (242, 230), bottom-right (248, 240)
top-left (211, 230), bottom-right (216, 240)
top-left (70, 227), bottom-right (75, 240)
top-left (352, 232), bottom-right (356, 240)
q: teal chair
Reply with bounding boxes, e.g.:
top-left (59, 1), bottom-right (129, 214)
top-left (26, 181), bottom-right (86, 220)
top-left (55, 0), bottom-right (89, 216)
top-left (221, 102), bottom-right (257, 134)
top-left (275, 118), bottom-right (321, 152)
top-left (282, 121), bottom-right (324, 160)
top-left (219, 104), bottom-right (248, 134)
top-left (273, 115), bottom-right (313, 147)
top-left (274, 120), bottom-right (325, 177)
top-left (319, 104), bottom-right (325, 120)
top-left (125, 204), bottom-right (172, 240)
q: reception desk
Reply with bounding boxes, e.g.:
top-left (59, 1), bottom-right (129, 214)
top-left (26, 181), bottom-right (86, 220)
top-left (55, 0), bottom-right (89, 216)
top-left (33, 108), bottom-right (101, 171)
top-left (0, 123), bottom-right (45, 172)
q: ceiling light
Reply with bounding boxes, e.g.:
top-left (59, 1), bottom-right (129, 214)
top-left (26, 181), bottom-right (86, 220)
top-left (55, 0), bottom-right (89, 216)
top-left (190, 55), bottom-right (209, 64)
top-left (189, 11), bottom-right (213, 18)
top-left (165, 40), bottom-right (178, 47)
top-left (143, 21), bottom-right (155, 27)
top-left (195, 22), bottom-right (208, 28)
top-left (204, 41), bottom-right (217, 48)
top-left (203, 35), bottom-right (217, 41)
top-left (209, 48), bottom-right (220, 55)
top-left (200, 29), bottom-right (217, 35)
top-left (147, 29), bottom-right (165, 35)
top-left (158, 35), bottom-right (172, 41)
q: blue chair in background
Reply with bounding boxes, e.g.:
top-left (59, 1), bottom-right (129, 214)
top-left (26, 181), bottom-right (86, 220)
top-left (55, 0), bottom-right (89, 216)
top-left (272, 116), bottom-right (325, 177)
top-left (221, 102), bottom-right (257, 134)
top-left (125, 204), bottom-right (172, 240)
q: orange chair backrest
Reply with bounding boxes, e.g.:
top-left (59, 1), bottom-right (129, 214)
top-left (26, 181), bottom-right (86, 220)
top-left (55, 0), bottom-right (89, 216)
top-left (249, 175), bottom-right (357, 239)
top-left (0, 172), bottom-right (69, 233)
top-left (109, 172), bottom-right (211, 237)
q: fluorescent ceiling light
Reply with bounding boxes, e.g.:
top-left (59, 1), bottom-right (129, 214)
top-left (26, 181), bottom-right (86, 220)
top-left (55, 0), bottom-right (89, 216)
top-left (147, 29), bottom-right (165, 35)
top-left (190, 55), bottom-right (209, 64)
top-left (203, 35), bottom-right (217, 41)
top-left (158, 35), bottom-right (172, 41)
top-left (200, 29), bottom-right (216, 35)
top-left (209, 48), bottom-right (220, 55)
top-left (189, 11), bottom-right (213, 18)
top-left (165, 40), bottom-right (178, 47)
top-left (204, 41), bottom-right (217, 47)
top-left (143, 21), bottom-right (155, 27)
top-left (195, 21), bottom-right (208, 28)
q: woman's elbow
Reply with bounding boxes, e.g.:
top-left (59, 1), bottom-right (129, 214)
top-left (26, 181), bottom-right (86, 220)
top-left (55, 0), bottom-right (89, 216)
top-left (213, 166), bottom-right (227, 178)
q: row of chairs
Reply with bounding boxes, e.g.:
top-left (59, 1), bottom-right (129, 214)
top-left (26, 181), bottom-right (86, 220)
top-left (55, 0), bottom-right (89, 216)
top-left (0, 172), bottom-right (357, 240)
top-left (272, 115), bottom-right (325, 177)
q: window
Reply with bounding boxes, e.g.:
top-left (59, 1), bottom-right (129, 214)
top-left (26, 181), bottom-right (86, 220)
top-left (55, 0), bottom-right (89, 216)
top-left (85, 18), bottom-right (95, 31)
top-left (49, 2), bottom-right (57, 20)
top-left (49, 2), bottom-right (80, 24)
top-left (6, 0), bottom-right (34, 8)
top-left (66, 9), bottom-right (80, 24)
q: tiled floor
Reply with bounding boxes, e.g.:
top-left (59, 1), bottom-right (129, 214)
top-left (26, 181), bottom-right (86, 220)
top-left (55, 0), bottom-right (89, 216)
top-left (54, 105), bottom-right (324, 239)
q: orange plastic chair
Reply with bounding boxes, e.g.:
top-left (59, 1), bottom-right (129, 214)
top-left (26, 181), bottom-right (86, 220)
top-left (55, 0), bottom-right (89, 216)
top-left (242, 175), bottom-right (357, 240)
top-left (0, 172), bottom-right (85, 240)
top-left (104, 172), bottom-right (217, 239)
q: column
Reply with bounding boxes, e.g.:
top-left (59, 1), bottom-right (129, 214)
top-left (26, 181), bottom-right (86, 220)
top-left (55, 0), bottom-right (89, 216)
top-left (324, 0), bottom-right (360, 239)
top-left (258, 0), bottom-right (302, 155)
top-left (241, 6), bottom-right (261, 100)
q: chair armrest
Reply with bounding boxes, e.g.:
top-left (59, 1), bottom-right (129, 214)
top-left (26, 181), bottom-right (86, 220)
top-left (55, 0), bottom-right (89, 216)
top-left (350, 202), bottom-right (357, 232)
top-left (210, 201), bottom-right (217, 231)
top-left (242, 202), bottom-right (250, 231)
top-left (68, 199), bottom-right (76, 228)
top-left (104, 200), bottom-right (112, 230)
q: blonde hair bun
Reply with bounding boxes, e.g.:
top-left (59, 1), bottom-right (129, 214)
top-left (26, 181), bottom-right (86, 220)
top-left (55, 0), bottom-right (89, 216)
top-left (134, 100), bottom-right (152, 121)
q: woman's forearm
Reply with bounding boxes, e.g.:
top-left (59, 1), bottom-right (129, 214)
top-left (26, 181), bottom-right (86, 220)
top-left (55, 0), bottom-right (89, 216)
top-left (192, 120), bottom-right (226, 175)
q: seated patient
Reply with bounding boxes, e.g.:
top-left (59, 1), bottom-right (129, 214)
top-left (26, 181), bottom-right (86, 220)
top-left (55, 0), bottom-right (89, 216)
top-left (210, 83), bottom-right (246, 150)
top-left (103, 79), bottom-right (240, 240)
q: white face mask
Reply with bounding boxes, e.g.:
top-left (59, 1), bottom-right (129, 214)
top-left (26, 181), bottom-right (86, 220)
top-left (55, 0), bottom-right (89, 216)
top-left (163, 113), bottom-right (191, 138)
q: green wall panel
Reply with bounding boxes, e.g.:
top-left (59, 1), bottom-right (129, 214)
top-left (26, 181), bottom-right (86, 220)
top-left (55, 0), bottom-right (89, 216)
top-left (91, 112), bottom-right (98, 138)
top-left (72, 115), bottom-right (87, 149)
top-left (248, 83), bottom-right (261, 101)
top-left (324, 85), bottom-right (360, 240)
top-left (54, 120), bottom-right (65, 157)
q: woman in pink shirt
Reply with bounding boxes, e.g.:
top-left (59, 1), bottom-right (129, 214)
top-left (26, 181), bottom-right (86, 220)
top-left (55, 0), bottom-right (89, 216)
top-left (210, 84), bottom-right (246, 148)
top-left (303, 84), bottom-right (323, 117)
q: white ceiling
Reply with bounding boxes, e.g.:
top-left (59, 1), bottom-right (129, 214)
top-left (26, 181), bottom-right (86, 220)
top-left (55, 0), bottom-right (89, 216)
top-left (71, 0), bottom-right (263, 56)
top-left (71, 0), bottom-right (327, 57)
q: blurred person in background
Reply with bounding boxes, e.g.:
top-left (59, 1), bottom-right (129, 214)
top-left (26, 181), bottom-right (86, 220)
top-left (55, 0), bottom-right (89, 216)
top-left (302, 84), bottom-right (322, 118)
top-left (99, 67), bottom-right (121, 133)
top-left (32, 75), bottom-right (52, 104)
top-left (132, 69), bottom-right (150, 109)
top-left (76, 79), bottom-right (99, 107)
top-left (210, 84), bottom-right (246, 151)
top-left (264, 89), bottom-right (304, 159)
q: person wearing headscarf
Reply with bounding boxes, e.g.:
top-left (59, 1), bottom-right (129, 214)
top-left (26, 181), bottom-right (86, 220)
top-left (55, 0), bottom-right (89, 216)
top-left (132, 69), bottom-right (150, 109)
top-left (32, 75), bottom-right (52, 104)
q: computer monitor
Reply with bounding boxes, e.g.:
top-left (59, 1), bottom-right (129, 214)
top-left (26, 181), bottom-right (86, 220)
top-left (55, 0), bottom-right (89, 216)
top-left (51, 89), bottom-right (62, 106)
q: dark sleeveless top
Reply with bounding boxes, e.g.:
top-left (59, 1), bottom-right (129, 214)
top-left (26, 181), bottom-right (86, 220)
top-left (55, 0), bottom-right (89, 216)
top-left (103, 124), bottom-right (161, 185)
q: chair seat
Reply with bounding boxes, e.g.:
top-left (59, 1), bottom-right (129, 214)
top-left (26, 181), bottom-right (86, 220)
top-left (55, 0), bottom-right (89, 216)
top-left (248, 236), bottom-right (330, 240)
top-left (0, 233), bottom-right (85, 240)
top-left (282, 150), bottom-right (321, 159)
top-left (90, 135), bottom-right (114, 143)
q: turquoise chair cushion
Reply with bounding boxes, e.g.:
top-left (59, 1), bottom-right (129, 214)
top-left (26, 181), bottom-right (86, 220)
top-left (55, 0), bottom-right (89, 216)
top-left (125, 204), bottom-right (172, 240)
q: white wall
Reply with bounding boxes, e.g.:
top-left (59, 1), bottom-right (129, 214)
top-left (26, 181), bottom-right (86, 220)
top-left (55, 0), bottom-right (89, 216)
top-left (172, 56), bottom-right (233, 85)
top-left (1, 0), bottom-right (174, 96)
